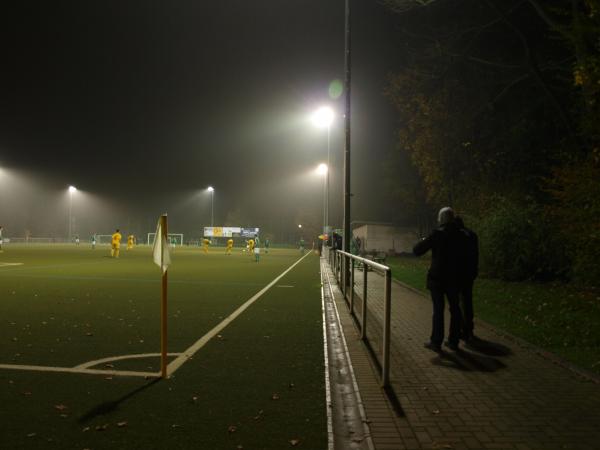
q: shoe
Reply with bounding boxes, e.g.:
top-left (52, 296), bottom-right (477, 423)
top-left (424, 342), bottom-right (442, 353)
top-left (444, 341), bottom-right (459, 351)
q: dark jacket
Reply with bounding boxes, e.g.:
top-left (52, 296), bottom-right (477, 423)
top-left (459, 226), bottom-right (479, 281)
top-left (413, 221), bottom-right (468, 290)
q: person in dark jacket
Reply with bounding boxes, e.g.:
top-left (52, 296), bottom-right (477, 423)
top-left (413, 207), bottom-right (465, 352)
top-left (455, 216), bottom-right (479, 342)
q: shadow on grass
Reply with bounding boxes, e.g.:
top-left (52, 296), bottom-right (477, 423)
top-left (78, 378), bottom-right (161, 423)
top-left (431, 349), bottom-right (507, 373)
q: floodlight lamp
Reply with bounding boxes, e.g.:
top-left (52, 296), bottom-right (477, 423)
top-left (316, 163), bottom-right (328, 175)
top-left (298, 224), bottom-right (302, 228)
top-left (311, 106), bottom-right (334, 128)
top-left (68, 185), bottom-right (77, 193)
top-left (207, 186), bottom-right (214, 192)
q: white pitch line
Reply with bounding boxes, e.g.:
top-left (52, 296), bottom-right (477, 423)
top-left (0, 363), bottom-right (158, 378)
top-left (167, 251), bottom-right (313, 377)
top-left (75, 352), bottom-right (182, 369)
top-left (0, 262), bottom-right (24, 267)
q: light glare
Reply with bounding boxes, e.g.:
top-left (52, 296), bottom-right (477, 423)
top-left (68, 185), bottom-right (77, 193)
top-left (316, 163), bottom-right (328, 175)
top-left (311, 106), bottom-right (334, 128)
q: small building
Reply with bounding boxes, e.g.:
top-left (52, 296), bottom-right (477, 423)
top-left (352, 222), bottom-right (419, 255)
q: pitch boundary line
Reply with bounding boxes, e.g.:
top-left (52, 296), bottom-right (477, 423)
top-left (0, 262), bottom-right (24, 268)
top-left (0, 351), bottom-right (181, 378)
top-left (166, 251), bottom-right (313, 377)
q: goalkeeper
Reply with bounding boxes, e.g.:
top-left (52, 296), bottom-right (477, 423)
top-left (226, 238), bottom-right (234, 255)
top-left (111, 229), bottom-right (122, 258)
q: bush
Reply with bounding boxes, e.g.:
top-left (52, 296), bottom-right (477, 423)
top-left (472, 198), bottom-right (569, 281)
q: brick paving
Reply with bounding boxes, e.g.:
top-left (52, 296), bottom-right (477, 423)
top-left (325, 259), bottom-right (600, 450)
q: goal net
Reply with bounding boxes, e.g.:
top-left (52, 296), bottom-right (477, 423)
top-left (147, 233), bottom-right (184, 246)
top-left (95, 235), bottom-right (114, 245)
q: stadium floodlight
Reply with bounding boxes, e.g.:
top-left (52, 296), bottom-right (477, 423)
top-left (311, 106), bottom-right (335, 235)
top-left (207, 186), bottom-right (215, 227)
top-left (68, 185), bottom-right (77, 242)
top-left (316, 163), bottom-right (328, 175)
top-left (298, 224), bottom-right (302, 228)
top-left (311, 106), bottom-right (334, 129)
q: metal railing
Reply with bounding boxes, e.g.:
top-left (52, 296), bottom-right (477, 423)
top-left (328, 248), bottom-right (392, 388)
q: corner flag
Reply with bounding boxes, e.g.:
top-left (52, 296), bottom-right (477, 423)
top-left (153, 215), bottom-right (171, 274)
top-left (153, 214), bottom-right (170, 378)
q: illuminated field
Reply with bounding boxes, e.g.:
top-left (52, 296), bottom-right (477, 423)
top-left (0, 245), bottom-right (326, 449)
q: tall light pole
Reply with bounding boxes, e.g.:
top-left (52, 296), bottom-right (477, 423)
top-left (68, 185), bottom-right (77, 242)
top-left (316, 163), bottom-right (328, 234)
top-left (311, 106), bottom-right (334, 234)
top-left (207, 186), bottom-right (214, 227)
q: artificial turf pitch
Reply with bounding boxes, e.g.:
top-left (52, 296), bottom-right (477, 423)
top-left (0, 245), bottom-right (326, 449)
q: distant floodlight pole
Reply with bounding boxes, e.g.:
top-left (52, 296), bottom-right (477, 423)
top-left (68, 185), bottom-right (77, 242)
top-left (316, 164), bottom-right (328, 233)
top-left (207, 186), bottom-right (214, 227)
top-left (311, 106), bottom-right (334, 234)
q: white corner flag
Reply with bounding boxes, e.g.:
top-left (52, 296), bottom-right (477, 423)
top-left (153, 215), bottom-right (171, 274)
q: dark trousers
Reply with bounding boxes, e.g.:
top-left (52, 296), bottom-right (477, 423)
top-left (460, 279), bottom-right (474, 339)
top-left (429, 287), bottom-right (462, 346)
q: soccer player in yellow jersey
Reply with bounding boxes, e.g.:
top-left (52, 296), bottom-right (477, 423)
top-left (127, 234), bottom-right (134, 250)
top-left (248, 238), bottom-right (255, 255)
top-left (111, 229), bottom-right (122, 258)
top-left (203, 238), bottom-right (210, 253)
top-left (226, 238), bottom-right (234, 255)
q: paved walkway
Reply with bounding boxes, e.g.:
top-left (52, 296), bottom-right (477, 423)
top-left (323, 258), bottom-right (600, 450)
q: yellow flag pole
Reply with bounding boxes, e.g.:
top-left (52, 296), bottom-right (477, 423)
top-left (160, 214), bottom-right (168, 379)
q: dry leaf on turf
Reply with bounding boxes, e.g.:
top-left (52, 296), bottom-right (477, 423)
top-left (228, 425), bottom-right (237, 433)
top-left (82, 427), bottom-right (90, 432)
top-left (54, 404), bottom-right (68, 411)
top-left (289, 439), bottom-right (300, 446)
top-left (117, 421), bottom-right (128, 427)
top-left (95, 424), bottom-right (109, 431)
top-left (26, 433), bottom-right (36, 438)
top-left (432, 409), bottom-right (440, 415)
top-left (271, 393), bottom-right (280, 400)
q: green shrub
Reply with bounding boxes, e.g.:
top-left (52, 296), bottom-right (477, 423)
top-left (472, 198), bottom-right (569, 281)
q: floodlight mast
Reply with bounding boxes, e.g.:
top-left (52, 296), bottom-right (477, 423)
top-left (68, 186), bottom-right (77, 242)
top-left (207, 186), bottom-right (214, 227)
top-left (311, 106), bottom-right (334, 235)
top-left (316, 164), bottom-right (328, 234)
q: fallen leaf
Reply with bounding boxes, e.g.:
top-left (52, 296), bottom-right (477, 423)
top-left (289, 439), bottom-right (300, 446)
top-left (54, 404), bottom-right (68, 411)
top-left (272, 393), bottom-right (280, 400)
top-left (171, 424), bottom-right (182, 429)
top-left (60, 414), bottom-right (69, 418)
top-left (95, 424), bottom-right (109, 431)
top-left (117, 421), bottom-right (128, 427)
top-left (104, 363), bottom-right (114, 369)
top-left (228, 425), bottom-right (237, 433)
top-left (191, 396), bottom-right (199, 402)
top-left (432, 409), bottom-right (440, 415)
top-left (85, 332), bottom-right (93, 337)
top-left (21, 391), bottom-right (32, 396)
top-left (288, 383), bottom-right (295, 389)
top-left (26, 433), bottom-right (36, 438)
top-left (82, 427), bottom-right (90, 432)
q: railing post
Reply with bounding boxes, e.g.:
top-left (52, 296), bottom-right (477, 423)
top-left (350, 258), bottom-right (355, 315)
top-left (361, 263), bottom-right (367, 340)
top-left (382, 269), bottom-right (392, 388)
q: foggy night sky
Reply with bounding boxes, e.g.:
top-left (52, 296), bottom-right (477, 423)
top-left (0, 1), bottom-right (403, 240)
